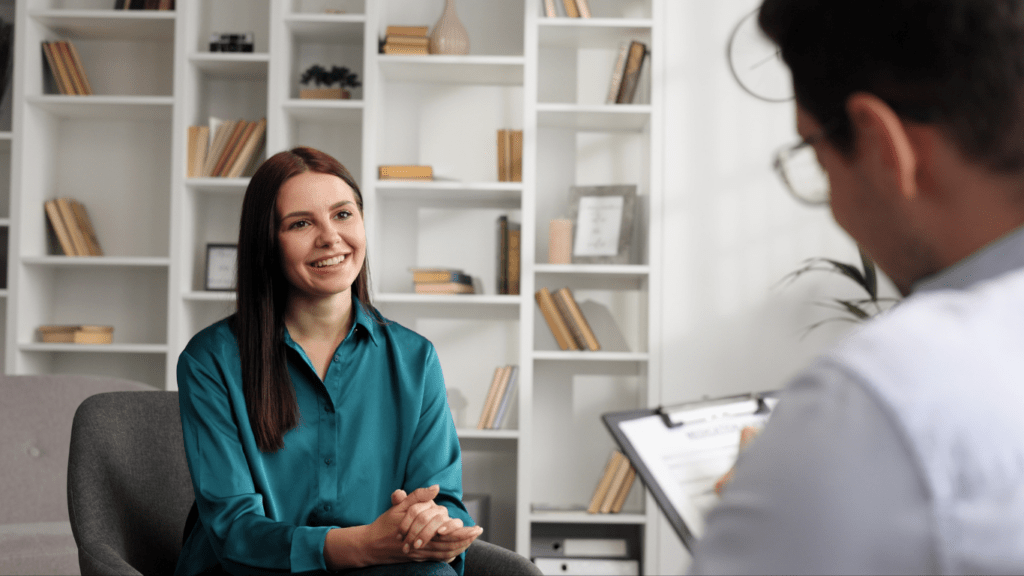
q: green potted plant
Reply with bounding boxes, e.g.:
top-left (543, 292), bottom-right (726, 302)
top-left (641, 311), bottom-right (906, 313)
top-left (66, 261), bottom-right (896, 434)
top-left (299, 65), bottom-right (361, 99)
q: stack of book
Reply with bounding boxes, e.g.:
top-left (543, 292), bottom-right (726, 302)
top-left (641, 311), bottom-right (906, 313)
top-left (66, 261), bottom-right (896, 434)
top-left (38, 325), bottom-right (113, 345)
top-left (587, 450), bottom-right (637, 514)
top-left (497, 216), bottom-right (520, 295)
top-left (543, 0), bottom-right (592, 17)
top-left (378, 164), bottom-right (433, 181)
top-left (44, 198), bottom-right (102, 257)
top-left (411, 268), bottom-right (475, 295)
top-left (114, 0), bottom-right (174, 8)
top-left (476, 364), bottom-right (518, 429)
top-left (535, 287), bottom-right (600, 351)
top-left (187, 117), bottom-right (267, 178)
top-left (41, 40), bottom-right (92, 96)
top-left (497, 129), bottom-right (523, 183)
top-left (606, 40), bottom-right (648, 104)
top-left (382, 25), bottom-right (430, 55)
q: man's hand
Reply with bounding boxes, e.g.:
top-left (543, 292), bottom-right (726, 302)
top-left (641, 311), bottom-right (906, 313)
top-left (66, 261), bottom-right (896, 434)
top-left (714, 426), bottom-right (762, 496)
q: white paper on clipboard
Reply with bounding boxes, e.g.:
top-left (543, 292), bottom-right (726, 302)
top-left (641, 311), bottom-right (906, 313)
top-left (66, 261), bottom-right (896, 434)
top-left (603, 394), bottom-right (778, 550)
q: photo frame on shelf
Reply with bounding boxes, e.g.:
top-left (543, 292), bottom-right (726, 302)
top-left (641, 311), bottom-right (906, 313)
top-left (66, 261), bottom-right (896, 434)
top-left (568, 185), bottom-right (637, 264)
top-left (205, 243), bottom-right (237, 291)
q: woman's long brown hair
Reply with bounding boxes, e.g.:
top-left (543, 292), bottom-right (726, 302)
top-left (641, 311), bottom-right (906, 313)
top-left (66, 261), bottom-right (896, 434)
top-left (232, 146), bottom-right (373, 452)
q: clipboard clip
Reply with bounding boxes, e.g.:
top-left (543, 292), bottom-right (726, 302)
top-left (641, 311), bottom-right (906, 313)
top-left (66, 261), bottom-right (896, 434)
top-left (656, 393), bottom-right (771, 428)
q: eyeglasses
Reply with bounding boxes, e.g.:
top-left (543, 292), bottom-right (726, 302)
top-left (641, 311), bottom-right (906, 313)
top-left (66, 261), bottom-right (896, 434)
top-left (773, 131), bottom-right (830, 206)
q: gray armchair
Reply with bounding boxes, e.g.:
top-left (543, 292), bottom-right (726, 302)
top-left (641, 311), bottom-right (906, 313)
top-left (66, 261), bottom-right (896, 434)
top-left (67, 390), bottom-right (541, 576)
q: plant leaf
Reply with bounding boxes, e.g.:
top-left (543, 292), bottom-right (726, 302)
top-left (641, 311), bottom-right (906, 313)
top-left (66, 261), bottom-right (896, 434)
top-left (859, 247), bottom-right (878, 300)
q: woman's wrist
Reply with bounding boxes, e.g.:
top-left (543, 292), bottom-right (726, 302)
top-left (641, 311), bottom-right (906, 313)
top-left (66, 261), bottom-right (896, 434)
top-left (323, 525), bottom-right (370, 571)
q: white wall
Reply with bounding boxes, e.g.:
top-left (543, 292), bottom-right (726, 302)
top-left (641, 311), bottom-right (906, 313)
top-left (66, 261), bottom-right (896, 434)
top-left (655, 1), bottom-right (897, 572)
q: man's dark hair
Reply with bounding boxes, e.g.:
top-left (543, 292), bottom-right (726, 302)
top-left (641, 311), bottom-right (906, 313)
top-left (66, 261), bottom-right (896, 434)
top-left (758, 0), bottom-right (1024, 172)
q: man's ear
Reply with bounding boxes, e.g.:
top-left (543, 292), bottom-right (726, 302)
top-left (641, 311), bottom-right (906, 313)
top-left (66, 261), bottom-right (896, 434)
top-left (846, 92), bottom-right (918, 200)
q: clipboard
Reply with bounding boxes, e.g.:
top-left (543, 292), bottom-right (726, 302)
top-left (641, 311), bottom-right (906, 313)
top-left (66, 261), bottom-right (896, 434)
top-left (602, 392), bottom-right (777, 551)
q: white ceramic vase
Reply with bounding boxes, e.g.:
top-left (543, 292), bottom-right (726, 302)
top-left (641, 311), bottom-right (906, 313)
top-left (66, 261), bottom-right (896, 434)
top-left (429, 0), bottom-right (470, 55)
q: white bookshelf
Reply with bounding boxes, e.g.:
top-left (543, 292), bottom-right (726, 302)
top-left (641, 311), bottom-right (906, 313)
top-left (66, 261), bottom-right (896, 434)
top-left (7, 0), bottom-right (664, 571)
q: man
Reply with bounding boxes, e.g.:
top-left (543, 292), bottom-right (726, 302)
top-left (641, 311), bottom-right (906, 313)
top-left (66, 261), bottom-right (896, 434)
top-left (689, 1), bottom-right (1024, 573)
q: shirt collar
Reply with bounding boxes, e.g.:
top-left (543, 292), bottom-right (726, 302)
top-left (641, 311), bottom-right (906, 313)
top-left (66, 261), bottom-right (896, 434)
top-left (913, 224), bottom-right (1024, 294)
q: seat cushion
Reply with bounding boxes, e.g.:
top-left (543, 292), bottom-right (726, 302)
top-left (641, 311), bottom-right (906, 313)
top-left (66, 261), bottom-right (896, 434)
top-left (0, 521), bottom-right (80, 576)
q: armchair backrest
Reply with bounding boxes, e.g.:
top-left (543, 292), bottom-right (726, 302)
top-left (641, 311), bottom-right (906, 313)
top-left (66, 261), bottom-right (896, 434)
top-left (67, 391), bottom-right (193, 576)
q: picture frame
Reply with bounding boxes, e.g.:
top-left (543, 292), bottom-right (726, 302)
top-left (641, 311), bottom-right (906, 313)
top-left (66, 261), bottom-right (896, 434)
top-left (568, 185), bottom-right (637, 264)
top-left (205, 243), bottom-right (237, 291)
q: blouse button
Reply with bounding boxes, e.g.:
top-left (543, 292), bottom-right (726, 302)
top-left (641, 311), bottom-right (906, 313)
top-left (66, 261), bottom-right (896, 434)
top-left (323, 504), bottom-right (331, 512)
top-left (324, 458), bottom-right (332, 466)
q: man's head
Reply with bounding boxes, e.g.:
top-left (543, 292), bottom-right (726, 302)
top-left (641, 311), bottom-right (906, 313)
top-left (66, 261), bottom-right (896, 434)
top-left (759, 0), bottom-right (1024, 172)
top-left (758, 0), bottom-right (1024, 293)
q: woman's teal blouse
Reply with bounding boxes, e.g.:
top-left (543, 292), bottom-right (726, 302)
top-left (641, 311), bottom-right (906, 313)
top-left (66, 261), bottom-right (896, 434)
top-left (174, 302), bottom-right (471, 575)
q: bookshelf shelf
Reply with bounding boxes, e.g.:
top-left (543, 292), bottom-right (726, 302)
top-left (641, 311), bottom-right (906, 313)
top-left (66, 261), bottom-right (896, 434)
top-left (538, 18), bottom-right (653, 48)
top-left (457, 428), bottom-right (519, 441)
top-left (22, 256), bottom-right (171, 268)
top-left (530, 510), bottom-right (647, 525)
top-left (376, 180), bottom-right (522, 207)
top-left (183, 291), bottom-right (235, 302)
top-left (376, 294), bottom-right (521, 321)
top-left (27, 95), bottom-right (174, 119)
top-left (284, 14), bottom-right (366, 43)
top-left (533, 351), bottom-right (649, 363)
top-left (282, 99), bottom-right (363, 122)
top-left (190, 53), bottom-right (269, 79)
top-left (378, 55), bottom-right (525, 85)
top-left (19, 343), bottom-right (169, 354)
top-left (536, 103), bottom-right (651, 131)
top-left (29, 10), bottom-right (175, 41)
top-left (185, 178), bottom-right (249, 194)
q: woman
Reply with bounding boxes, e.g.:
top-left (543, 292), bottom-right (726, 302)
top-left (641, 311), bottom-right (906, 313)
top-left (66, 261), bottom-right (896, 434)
top-left (176, 147), bottom-right (482, 575)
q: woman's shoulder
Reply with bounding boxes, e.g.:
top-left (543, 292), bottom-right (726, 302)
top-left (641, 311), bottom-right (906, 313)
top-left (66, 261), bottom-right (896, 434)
top-left (182, 316), bottom-right (238, 359)
top-left (371, 312), bottom-right (435, 354)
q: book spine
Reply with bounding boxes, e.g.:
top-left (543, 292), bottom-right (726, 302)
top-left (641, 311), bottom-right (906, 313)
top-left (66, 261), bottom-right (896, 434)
top-left (187, 125), bottom-right (209, 179)
top-left (413, 270), bottom-right (472, 284)
top-left (587, 451), bottom-right (624, 514)
top-left (543, 0), bottom-right (558, 17)
top-left (510, 130), bottom-right (523, 182)
top-left (41, 42), bottom-right (70, 95)
top-left (616, 41), bottom-right (648, 104)
top-left (600, 454), bottom-right (633, 513)
top-left (44, 200), bottom-right (76, 256)
top-left (386, 25), bottom-right (429, 37)
top-left (226, 118), bottom-right (267, 178)
top-left (476, 366), bottom-right (506, 429)
top-left (202, 119), bottom-right (235, 177)
top-left (497, 215), bottom-right (509, 295)
top-left (212, 120), bottom-right (249, 177)
top-left (378, 165), bottom-right (433, 179)
top-left (414, 282), bottom-right (475, 294)
top-left (497, 129), bottom-right (509, 182)
top-left (575, 0), bottom-right (592, 18)
top-left (606, 43), bottom-right (629, 105)
top-left (609, 465), bottom-right (636, 513)
top-left (64, 41), bottom-right (93, 95)
top-left (56, 198), bottom-right (89, 256)
top-left (56, 42), bottom-right (86, 96)
top-left (561, 0), bottom-right (580, 17)
top-left (484, 365), bottom-right (512, 429)
top-left (552, 286), bottom-right (586, 350)
top-left (508, 224), bottom-right (520, 296)
top-left (556, 287), bottom-right (600, 351)
top-left (490, 365), bottom-right (518, 429)
top-left (535, 287), bottom-right (578, 350)
top-left (69, 199), bottom-right (102, 256)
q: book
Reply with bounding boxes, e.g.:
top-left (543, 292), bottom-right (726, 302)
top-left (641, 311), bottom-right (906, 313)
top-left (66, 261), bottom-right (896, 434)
top-left (599, 453), bottom-right (633, 513)
top-left (211, 120), bottom-right (249, 177)
top-left (383, 44), bottom-right (429, 55)
top-left (44, 200), bottom-right (76, 256)
top-left (490, 365), bottom-right (518, 428)
top-left (609, 464), bottom-right (637, 513)
top-left (63, 41), bottom-right (93, 95)
top-left (510, 129), bottom-right (523, 182)
top-left (55, 42), bottom-right (85, 96)
top-left (476, 365), bottom-right (508, 429)
top-left (507, 223), bottom-right (521, 295)
top-left (379, 165), bottom-right (433, 180)
top-left (410, 268), bottom-right (472, 285)
top-left (41, 42), bottom-right (73, 95)
top-left (386, 25), bottom-right (429, 37)
top-left (386, 35), bottom-right (430, 47)
top-left (606, 42), bottom-right (629, 104)
top-left (484, 365), bottom-right (513, 428)
top-left (38, 325), bottom-right (113, 344)
top-left (187, 125), bottom-right (210, 178)
top-left (69, 200), bottom-right (103, 256)
top-left (56, 198), bottom-right (90, 257)
top-left (202, 118), bottom-right (237, 177)
top-left (561, 0), bottom-right (580, 17)
top-left (535, 287), bottom-right (578, 351)
top-left (543, 0), bottom-right (558, 17)
top-left (616, 41), bottom-right (648, 104)
top-left (587, 451), bottom-right (625, 514)
top-left (414, 281), bottom-right (475, 295)
top-left (554, 287), bottom-right (600, 351)
top-left (497, 129), bottom-right (510, 182)
top-left (225, 118), bottom-right (267, 178)
top-left (497, 215), bottom-right (509, 294)
top-left (575, 0), bottom-right (592, 18)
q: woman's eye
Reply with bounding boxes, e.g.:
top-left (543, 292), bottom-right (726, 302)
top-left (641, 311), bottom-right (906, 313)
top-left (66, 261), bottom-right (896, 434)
top-left (335, 210), bottom-right (352, 220)
top-left (288, 220), bottom-right (309, 230)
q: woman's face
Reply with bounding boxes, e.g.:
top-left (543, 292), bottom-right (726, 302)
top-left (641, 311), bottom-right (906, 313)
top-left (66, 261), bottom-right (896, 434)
top-left (276, 171), bottom-right (366, 301)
